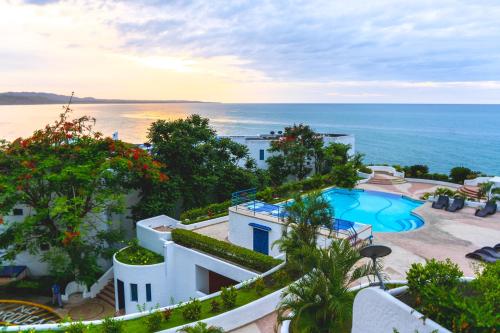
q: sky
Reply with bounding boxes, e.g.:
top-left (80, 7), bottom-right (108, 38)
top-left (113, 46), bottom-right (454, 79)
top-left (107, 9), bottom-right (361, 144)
top-left (1, 0), bottom-right (500, 103)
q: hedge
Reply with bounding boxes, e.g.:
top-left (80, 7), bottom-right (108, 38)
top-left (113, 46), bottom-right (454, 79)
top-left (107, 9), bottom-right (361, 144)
top-left (171, 229), bottom-right (282, 272)
top-left (180, 175), bottom-right (334, 224)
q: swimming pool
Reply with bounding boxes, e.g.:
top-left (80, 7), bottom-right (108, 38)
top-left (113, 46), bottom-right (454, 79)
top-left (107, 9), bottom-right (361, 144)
top-left (321, 189), bottom-right (424, 232)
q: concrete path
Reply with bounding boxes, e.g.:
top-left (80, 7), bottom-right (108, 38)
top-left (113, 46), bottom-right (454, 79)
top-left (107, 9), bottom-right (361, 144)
top-left (229, 312), bottom-right (278, 333)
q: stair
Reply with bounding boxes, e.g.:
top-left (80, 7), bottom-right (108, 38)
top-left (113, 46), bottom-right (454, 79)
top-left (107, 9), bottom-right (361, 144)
top-left (368, 173), bottom-right (407, 185)
top-left (458, 185), bottom-right (480, 198)
top-left (96, 280), bottom-right (115, 308)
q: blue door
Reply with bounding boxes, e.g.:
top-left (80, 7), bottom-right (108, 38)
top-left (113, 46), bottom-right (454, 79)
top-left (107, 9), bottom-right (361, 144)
top-left (253, 228), bottom-right (269, 255)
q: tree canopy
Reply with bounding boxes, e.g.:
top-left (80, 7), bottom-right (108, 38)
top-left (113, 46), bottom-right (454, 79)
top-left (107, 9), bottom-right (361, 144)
top-left (0, 110), bottom-right (166, 285)
top-left (141, 115), bottom-right (259, 217)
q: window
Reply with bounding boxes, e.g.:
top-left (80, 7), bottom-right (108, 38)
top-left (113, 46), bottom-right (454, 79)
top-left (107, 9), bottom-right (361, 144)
top-left (146, 283), bottom-right (152, 302)
top-left (13, 208), bottom-right (23, 216)
top-left (259, 149), bottom-right (265, 161)
top-left (130, 283), bottom-right (138, 302)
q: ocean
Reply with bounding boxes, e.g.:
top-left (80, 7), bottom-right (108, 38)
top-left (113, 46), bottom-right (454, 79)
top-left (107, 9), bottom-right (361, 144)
top-left (0, 103), bottom-right (499, 175)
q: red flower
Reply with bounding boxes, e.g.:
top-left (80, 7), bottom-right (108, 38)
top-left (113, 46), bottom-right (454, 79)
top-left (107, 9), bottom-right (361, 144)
top-left (66, 134), bottom-right (73, 139)
top-left (159, 173), bottom-right (168, 182)
top-left (142, 164), bottom-right (149, 170)
top-left (133, 149), bottom-right (140, 160)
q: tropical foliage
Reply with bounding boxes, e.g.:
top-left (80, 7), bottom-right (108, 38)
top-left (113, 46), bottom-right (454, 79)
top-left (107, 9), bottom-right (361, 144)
top-left (277, 240), bottom-right (374, 332)
top-left (138, 115), bottom-right (260, 219)
top-left (406, 259), bottom-right (500, 332)
top-left (0, 109), bottom-right (165, 285)
top-left (177, 322), bottom-right (224, 333)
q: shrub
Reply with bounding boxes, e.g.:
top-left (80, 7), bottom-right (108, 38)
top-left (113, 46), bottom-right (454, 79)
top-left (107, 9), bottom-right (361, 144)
top-left (180, 200), bottom-right (232, 224)
top-left (358, 165), bottom-right (372, 174)
top-left (221, 286), bottom-right (237, 309)
top-left (433, 187), bottom-right (456, 197)
top-left (273, 269), bottom-right (290, 287)
top-left (407, 260), bottom-right (499, 332)
top-left (177, 322), bottom-right (224, 333)
top-left (182, 298), bottom-right (202, 321)
top-left (404, 164), bottom-right (429, 178)
top-left (407, 259), bottom-right (463, 296)
top-left (210, 299), bottom-right (220, 313)
top-left (171, 229), bottom-right (282, 272)
top-left (64, 321), bottom-right (87, 333)
top-left (101, 317), bottom-right (123, 333)
top-left (449, 166), bottom-right (478, 184)
top-left (163, 308), bottom-right (173, 321)
top-left (115, 240), bottom-right (164, 265)
top-left (143, 310), bottom-right (163, 332)
top-left (254, 277), bottom-right (266, 296)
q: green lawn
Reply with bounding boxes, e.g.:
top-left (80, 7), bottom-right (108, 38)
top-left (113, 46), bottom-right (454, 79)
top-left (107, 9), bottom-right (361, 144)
top-left (39, 269), bottom-right (286, 333)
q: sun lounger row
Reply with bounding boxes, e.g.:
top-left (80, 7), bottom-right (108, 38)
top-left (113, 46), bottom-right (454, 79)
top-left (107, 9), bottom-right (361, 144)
top-left (465, 243), bottom-right (500, 263)
top-left (431, 195), bottom-right (497, 217)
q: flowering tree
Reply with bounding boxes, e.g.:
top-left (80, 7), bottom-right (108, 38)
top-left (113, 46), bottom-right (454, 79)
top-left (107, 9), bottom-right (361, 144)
top-left (0, 109), bottom-right (167, 285)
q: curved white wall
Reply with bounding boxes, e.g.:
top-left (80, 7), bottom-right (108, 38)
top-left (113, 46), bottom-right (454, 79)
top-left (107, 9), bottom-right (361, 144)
top-left (352, 287), bottom-right (449, 333)
top-left (368, 165), bottom-right (405, 178)
top-left (113, 252), bottom-right (167, 314)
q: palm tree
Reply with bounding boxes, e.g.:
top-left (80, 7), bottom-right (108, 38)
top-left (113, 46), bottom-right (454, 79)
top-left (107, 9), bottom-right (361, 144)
top-left (273, 191), bottom-right (333, 275)
top-left (276, 240), bottom-right (374, 333)
top-left (478, 182), bottom-right (495, 201)
top-left (177, 322), bottom-right (224, 333)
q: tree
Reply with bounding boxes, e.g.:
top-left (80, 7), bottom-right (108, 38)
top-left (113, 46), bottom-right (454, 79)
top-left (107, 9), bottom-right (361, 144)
top-left (321, 142), bottom-right (351, 173)
top-left (449, 166), bottom-right (479, 184)
top-left (276, 240), bottom-right (374, 333)
top-left (478, 182), bottom-right (500, 201)
top-left (267, 124), bottom-right (324, 182)
top-left (274, 191), bottom-right (333, 276)
top-left (145, 115), bottom-right (257, 215)
top-left (0, 110), bottom-right (165, 285)
top-left (330, 162), bottom-right (359, 189)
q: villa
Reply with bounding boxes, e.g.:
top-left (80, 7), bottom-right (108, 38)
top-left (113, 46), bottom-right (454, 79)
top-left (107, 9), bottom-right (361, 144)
top-left (222, 132), bottom-right (355, 169)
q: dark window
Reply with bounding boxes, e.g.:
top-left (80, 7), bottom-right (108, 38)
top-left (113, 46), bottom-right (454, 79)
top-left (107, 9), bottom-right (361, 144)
top-left (13, 208), bottom-right (23, 216)
top-left (146, 283), bottom-right (152, 302)
top-left (259, 149), bottom-right (265, 160)
top-left (130, 283), bottom-right (138, 302)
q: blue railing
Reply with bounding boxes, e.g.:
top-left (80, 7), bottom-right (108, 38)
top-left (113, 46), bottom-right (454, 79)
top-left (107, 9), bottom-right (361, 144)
top-left (231, 188), bottom-right (257, 206)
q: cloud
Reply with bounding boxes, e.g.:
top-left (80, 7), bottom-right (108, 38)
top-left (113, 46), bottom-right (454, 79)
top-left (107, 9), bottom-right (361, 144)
top-left (2, 0), bottom-right (500, 102)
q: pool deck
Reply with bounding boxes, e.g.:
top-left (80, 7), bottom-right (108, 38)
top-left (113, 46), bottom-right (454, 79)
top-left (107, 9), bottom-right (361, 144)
top-left (358, 181), bottom-right (500, 279)
top-left (195, 180), bottom-right (500, 280)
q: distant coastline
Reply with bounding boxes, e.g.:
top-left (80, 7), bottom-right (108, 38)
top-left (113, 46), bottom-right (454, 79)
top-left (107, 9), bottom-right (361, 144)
top-left (0, 92), bottom-right (209, 105)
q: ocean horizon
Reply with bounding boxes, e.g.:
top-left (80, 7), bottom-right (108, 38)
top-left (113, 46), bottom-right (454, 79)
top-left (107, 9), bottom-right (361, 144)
top-left (1, 102), bottom-right (499, 175)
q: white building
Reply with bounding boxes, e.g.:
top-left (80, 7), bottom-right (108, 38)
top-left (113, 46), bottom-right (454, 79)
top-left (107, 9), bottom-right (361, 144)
top-left (224, 133), bottom-right (355, 169)
top-left (112, 216), bottom-right (258, 314)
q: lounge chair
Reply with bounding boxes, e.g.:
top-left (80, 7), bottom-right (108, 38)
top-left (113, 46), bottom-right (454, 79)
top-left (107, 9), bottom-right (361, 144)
top-left (446, 197), bottom-right (465, 212)
top-left (432, 195), bottom-right (449, 209)
top-left (478, 247), bottom-right (500, 259)
top-left (465, 251), bottom-right (497, 263)
top-left (475, 201), bottom-right (497, 217)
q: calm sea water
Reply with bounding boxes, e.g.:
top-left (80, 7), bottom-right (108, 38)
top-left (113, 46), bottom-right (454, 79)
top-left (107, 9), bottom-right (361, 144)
top-left (0, 103), bottom-right (499, 174)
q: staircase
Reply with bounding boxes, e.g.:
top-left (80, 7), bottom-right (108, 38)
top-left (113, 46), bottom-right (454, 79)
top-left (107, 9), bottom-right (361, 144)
top-left (368, 173), bottom-right (407, 185)
top-left (458, 185), bottom-right (480, 198)
top-left (96, 280), bottom-right (115, 308)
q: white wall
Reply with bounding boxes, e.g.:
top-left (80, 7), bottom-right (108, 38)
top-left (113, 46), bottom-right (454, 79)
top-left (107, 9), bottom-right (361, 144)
top-left (136, 215), bottom-right (176, 254)
top-left (352, 287), bottom-right (450, 333)
top-left (165, 242), bottom-right (257, 304)
top-left (228, 209), bottom-right (285, 257)
top-left (368, 165), bottom-right (405, 178)
top-left (113, 251), bottom-right (168, 314)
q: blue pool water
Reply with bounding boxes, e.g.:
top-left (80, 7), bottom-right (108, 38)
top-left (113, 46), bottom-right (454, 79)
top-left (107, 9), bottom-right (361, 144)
top-left (322, 189), bottom-right (424, 232)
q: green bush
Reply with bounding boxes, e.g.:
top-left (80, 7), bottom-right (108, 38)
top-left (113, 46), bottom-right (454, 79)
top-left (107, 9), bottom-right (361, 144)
top-left (210, 299), bottom-right (220, 313)
top-left (180, 200), bottom-right (232, 224)
top-left (449, 166), bottom-right (477, 184)
top-left (182, 298), bottom-right (202, 321)
top-left (162, 308), bottom-right (173, 321)
top-left (64, 321), bottom-right (87, 333)
top-left (254, 277), bottom-right (266, 296)
top-left (143, 311), bottom-right (163, 332)
top-left (171, 229), bottom-right (282, 272)
top-left (433, 187), bottom-right (457, 197)
top-left (406, 259), bottom-right (500, 332)
top-left (221, 286), bottom-right (237, 309)
top-left (101, 317), bottom-right (123, 333)
top-left (358, 165), bottom-right (373, 174)
top-left (407, 259), bottom-right (463, 296)
top-left (115, 241), bottom-right (164, 265)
